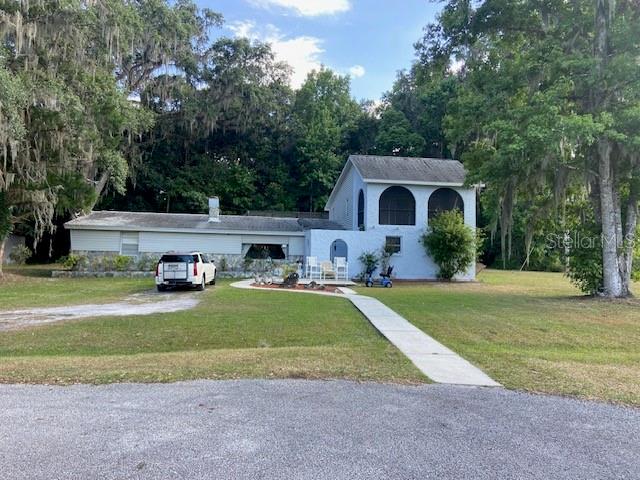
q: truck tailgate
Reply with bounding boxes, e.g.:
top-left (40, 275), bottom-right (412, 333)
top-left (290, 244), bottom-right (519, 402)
top-left (163, 262), bottom-right (188, 280)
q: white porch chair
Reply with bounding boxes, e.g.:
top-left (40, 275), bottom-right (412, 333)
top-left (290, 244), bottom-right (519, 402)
top-left (305, 256), bottom-right (321, 279)
top-left (334, 257), bottom-right (348, 281)
top-left (321, 261), bottom-right (336, 280)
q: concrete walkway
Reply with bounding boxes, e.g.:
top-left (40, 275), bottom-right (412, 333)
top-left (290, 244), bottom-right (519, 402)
top-left (231, 280), bottom-right (500, 386)
top-left (347, 295), bottom-right (500, 386)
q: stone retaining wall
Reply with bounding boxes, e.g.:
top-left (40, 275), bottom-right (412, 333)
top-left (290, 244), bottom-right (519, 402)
top-left (51, 270), bottom-right (254, 279)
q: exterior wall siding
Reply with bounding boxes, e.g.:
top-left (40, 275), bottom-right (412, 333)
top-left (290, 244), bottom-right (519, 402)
top-left (70, 229), bottom-right (306, 260)
top-left (328, 167), bottom-right (355, 228)
top-left (70, 230), bottom-right (121, 252)
top-left (138, 231), bottom-right (242, 254)
top-left (288, 237), bottom-right (305, 256)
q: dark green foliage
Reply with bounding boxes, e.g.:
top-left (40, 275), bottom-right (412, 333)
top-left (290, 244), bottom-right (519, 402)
top-left (358, 251), bottom-right (379, 278)
top-left (0, 192), bottom-right (11, 241)
top-left (565, 221), bottom-right (604, 295)
top-left (374, 109), bottom-right (426, 156)
top-left (8, 245), bottom-right (32, 265)
top-left (422, 210), bottom-right (475, 280)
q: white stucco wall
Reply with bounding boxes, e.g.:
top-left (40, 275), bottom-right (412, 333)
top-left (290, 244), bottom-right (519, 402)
top-left (309, 183), bottom-right (477, 280)
top-left (306, 226), bottom-right (475, 280)
top-left (364, 183), bottom-right (476, 232)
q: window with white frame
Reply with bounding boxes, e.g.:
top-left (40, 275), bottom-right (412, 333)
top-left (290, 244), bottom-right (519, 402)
top-left (120, 232), bottom-right (139, 256)
top-left (385, 236), bottom-right (402, 255)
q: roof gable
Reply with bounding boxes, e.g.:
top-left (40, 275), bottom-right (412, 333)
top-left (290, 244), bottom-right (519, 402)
top-left (324, 155), bottom-right (467, 211)
top-left (349, 155), bottom-right (466, 185)
top-left (324, 159), bottom-right (364, 211)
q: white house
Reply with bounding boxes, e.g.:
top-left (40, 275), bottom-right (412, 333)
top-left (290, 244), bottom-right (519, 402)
top-left (310, 155), bottom-right (476, 280)
top-left (65, 155), bottom-right (477, 280)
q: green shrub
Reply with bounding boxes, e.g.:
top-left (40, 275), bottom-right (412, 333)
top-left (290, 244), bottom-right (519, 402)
top-left (61, 254), bottom-right (87, 271)
top-left (243, 257), bottom-right (254, 272)
top-left (358, 250), bottom-right (379, 279)
top-left (219, 256), bottom-right (228, 272)
top-left (281, 263), bottom-right (299, 277)
top-left (113, 255), bottom-right (133, 271)
top-left (565, 222), bottom-right (603, 295)
top-left (421, 210), bottom-right (476, 280)
top-left (136, 254), bottom-right (158, 272)
top-left (9, 245), bottom-right (32, 265)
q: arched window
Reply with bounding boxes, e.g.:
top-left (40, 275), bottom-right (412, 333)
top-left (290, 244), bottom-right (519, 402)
top-left (357, 190), bottom-right (365, 229)
top-left (379, 186), bottom-right (416, 225)
top-left (428, 188), bottom-right (464, 220)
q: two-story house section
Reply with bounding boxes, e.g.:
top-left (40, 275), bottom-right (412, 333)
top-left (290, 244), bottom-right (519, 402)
top-left (306, 155), bottom-right (477, 280)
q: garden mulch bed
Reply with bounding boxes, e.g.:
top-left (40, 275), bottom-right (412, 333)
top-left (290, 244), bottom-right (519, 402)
top-left (251, 283), bottom-right (342, 294)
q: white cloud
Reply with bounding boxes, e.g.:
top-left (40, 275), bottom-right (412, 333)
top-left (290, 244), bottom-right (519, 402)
top-left (271, 36), bottom-right (323, 87)
top-left (228, 20), bottom-right (256, 39)
top-left (228, 21), bottom-right (323, 88)
top-left (249, 0), bottom-right (350, 16)
top-left (348, 64), bottom-right (365, 78)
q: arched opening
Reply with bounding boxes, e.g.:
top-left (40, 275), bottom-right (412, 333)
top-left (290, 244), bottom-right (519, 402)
top-left (357, 189), bottom-right (365, 230)
top-left (330, 239), bottom-right (348, 262)
top-left (378, 186), bottom-right (416, 225)
top-left (428, 188), bottom-right (464, 221)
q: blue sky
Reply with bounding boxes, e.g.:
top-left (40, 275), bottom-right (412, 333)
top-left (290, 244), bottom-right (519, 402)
top-left (196, 0), bottom-right (441, 101)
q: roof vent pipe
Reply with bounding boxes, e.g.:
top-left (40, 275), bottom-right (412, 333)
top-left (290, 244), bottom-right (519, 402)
top-left (208, 197), bottom-right (220, 223)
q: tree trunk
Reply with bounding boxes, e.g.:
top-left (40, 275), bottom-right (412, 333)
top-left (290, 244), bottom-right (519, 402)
top-left (597, 140), bottom-right (624, 296)
top-left (0, 235), bottom-right (6, 278)
top-left (87, 171), bottom-right (110, 211)
top-left (620, 182), bottom-right (639, 296)
top-left (594, 0), bottom-right (627, 297)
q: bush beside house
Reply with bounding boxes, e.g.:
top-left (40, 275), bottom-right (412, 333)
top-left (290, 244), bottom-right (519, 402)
top-left (421, 210), bottom-right (476, 280)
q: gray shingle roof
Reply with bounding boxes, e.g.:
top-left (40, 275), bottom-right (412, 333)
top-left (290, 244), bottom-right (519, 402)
top-left (65, 211), bottom-right (345, 233)
top-left (349, 155), bottom-right (466, 184)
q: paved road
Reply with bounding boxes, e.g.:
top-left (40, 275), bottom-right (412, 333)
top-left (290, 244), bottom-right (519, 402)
top-left (0, 380), bottom-right (637, 479)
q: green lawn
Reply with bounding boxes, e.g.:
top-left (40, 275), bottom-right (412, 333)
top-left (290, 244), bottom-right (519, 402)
top-left (0, 265), bottom-right (150, 309)
top-left (358, 270), bottom-right (640, 405)
top-left (2, 267), bottom-right (638, 405)
top-left (0, 272), bottom-right (424, 385)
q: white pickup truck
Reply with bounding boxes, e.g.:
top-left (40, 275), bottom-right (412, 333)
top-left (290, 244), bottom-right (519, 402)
top-left (155, 252), bottom-right (217, 292)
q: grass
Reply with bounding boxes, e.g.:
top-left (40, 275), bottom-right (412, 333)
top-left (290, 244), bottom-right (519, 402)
top-left (0, 273), bottom-right (424, 385)
top-left (3, 267), bottom-right (638, 405)
top-left (357, 270), bottom-right (640, 406)
top-left (0, 265), bottom-right (150, 309)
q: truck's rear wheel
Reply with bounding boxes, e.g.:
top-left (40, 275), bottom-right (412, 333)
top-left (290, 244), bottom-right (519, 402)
top-left (157, 285), bottom-right (167, 292)
top-left (197, 275), bottom-right (206, 291)
top-left (211, 274), bottom-right (216, 286)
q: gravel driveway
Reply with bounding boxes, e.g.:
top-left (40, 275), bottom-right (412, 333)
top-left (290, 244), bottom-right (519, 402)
top-left (0, 290), bottom-right (200, 331)
top-left (0, 380), bottom-right (637, 479)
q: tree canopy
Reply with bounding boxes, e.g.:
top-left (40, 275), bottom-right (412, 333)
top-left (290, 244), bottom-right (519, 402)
top-left (2, 0), bottom-right (639, 297)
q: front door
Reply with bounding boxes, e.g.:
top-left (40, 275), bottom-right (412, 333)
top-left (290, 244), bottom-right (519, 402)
top-left (330, 239), bottom-right (348, 262)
